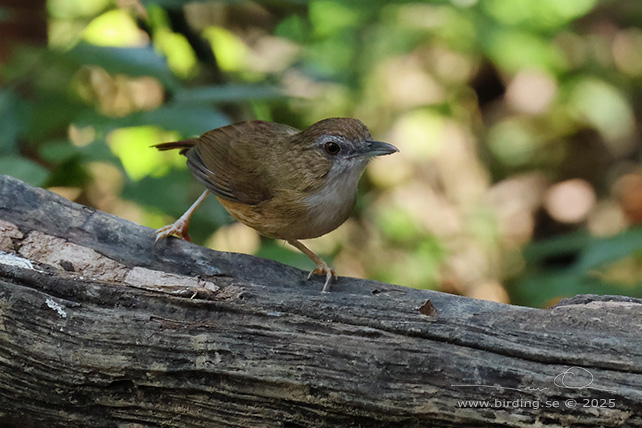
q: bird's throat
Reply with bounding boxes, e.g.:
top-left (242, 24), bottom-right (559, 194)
top-left (302, 161), bottom-right (366, 237)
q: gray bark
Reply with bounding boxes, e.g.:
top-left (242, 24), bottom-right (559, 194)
top-left (0, 174), bottom-right (640, 428)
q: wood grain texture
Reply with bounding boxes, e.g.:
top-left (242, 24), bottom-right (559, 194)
top-left (0, 174), bottom-right (640, 427)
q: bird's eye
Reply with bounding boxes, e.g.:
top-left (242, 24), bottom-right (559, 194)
top-left (324, 141), bottom-right (341, 155)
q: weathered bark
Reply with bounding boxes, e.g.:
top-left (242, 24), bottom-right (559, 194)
top-left (0, 173), bottom-right (640, 428)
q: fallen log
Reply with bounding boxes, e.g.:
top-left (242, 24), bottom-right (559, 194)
top-left (0, 174), bottom-right (640, 427)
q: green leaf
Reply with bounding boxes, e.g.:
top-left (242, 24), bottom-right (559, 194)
top-left (173, 85), bottom-right (284, 105)
top-left (38, 140), bottom-right (81, 163)
top-left (575, 229), bottom-right (642, 271)
top-left (28, 96), bottom-right (86, 142)
top-left (140, 0), bottom-right (202, 9)
top-left (0, 155), bottom-right (49, 186)
top-left (45, 156), bottom-right (92, 188)
top-left (66, 43), bottom-right (179, 91)
top-left (275, 14), bottom-right (309, 43)
top-left (526, 229), bottom-right (642, 273)
top-left (140, 105), bottom-right (229, 135)
top-left (523, 231), bottom-right (591, 264)
top-left (74, 105), bottom-right (229, 137)
top-left (510, 270), bottom-right (630, 308)
top-left (0, 89), bottom-right (31, 154)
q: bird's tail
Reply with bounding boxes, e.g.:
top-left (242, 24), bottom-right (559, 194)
top-left (152, 138), bottom-right (199, 154)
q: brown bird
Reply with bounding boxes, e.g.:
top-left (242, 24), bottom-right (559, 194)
top-left (153, 117), bottom-right (398, 292)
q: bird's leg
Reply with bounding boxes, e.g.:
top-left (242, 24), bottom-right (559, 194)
top-left (287, 239), bottom-right (336, 292)
top-left (154, 190), bottom-right (209, 244)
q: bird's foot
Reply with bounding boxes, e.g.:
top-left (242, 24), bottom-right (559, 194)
top-left (307, 262), bottom-right (337, 293)
top-left (287, 239), bottom-right (336, 292)
top-left (154, 218), bottom-right (191, 244)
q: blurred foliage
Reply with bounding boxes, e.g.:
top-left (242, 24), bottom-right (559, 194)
top-left (1, 0), bottom-right (642, 307)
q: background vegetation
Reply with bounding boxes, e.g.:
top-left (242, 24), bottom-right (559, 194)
top-left (2, 0), bottom-right (642, 307)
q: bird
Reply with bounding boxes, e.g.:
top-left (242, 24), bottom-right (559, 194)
top-left (153, 117), bottom-right (398, 292)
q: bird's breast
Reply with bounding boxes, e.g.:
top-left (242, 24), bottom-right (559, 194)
top-left (298, 165), bottom-right (364, 239)
top-left (300, 183), bottom-right (356, 239)
top-left (216, 162), bottom-right (365, 241)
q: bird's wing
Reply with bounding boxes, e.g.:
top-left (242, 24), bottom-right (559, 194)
top-left (185, 121), bottom-right (298, 205)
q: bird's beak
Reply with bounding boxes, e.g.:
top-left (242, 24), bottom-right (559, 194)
top-left (365, 140), bottom-right (399, 157)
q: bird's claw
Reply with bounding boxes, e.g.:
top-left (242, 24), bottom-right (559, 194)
top-left (154, 219), bottom-right (191, 245)
top-left (307, 264), bottom-right (336, 292)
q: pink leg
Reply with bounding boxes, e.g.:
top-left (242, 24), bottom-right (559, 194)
top-left (155, 190), bottom-right (209, 244)
top-left (287, 239), bottom-right (336, 292)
